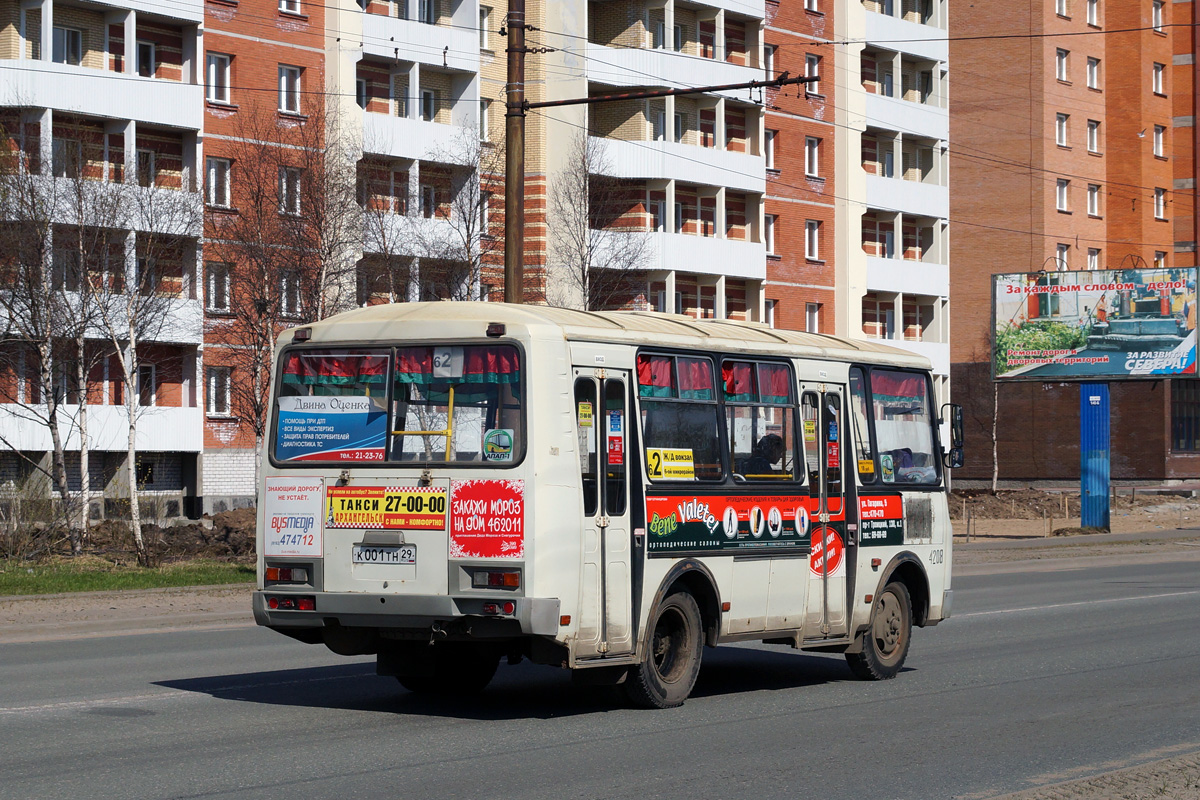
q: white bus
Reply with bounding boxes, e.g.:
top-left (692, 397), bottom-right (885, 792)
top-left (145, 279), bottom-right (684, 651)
top-left (254, 302), bottom-right (962, 708)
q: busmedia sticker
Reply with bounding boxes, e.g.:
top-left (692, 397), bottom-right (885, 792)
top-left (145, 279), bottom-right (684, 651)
top-left (325, 485), bottom-right (448, 530)
top-left (264, 477), bottom-right (324, 557)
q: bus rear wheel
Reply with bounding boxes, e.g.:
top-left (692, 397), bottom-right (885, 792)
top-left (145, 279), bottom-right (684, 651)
top-left (846, 581), bottom-right (911, 680)
top-left (396, 644), bottom-right (499, 695)
top-left (625, 590), bottom-right (704, 709)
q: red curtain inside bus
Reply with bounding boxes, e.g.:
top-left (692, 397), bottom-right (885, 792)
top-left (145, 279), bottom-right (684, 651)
top-left (871, 371), bottom-right (926, 408)
top-left (281, 353), bottom-right (388, 387)
top-left (757, 363), bottom-right (790, 405)
top-left (394, 346), bottom-right (521, 385)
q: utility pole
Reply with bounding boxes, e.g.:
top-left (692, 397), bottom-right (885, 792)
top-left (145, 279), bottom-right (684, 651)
top-left (500, 35), bottom-right (815, 304)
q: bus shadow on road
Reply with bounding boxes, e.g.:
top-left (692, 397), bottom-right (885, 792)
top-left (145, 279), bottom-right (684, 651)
top-left (156, 646), bottom-right (878, 719)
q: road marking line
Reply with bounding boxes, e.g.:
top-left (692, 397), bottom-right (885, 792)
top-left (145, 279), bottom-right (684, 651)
top-left (958, 589), bottom-right (1200, 618)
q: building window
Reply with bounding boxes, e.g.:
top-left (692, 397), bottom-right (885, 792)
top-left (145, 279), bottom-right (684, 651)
top-left (1086, 57), bottom-right (1100, 89)
top-left (419, 0), bottom-right (435, 24)
top-left (478, 191), bottom-right (490, 232)
top-left (1154, 124), bottom-right (1165, 157)
top-left (479, 100), bottom-right (490, 141)
top-left (206, 157), bottom-right (231, 207)
top-left (206, 367), bottom-right (231, 415)
top-left (356, 78), bottom-right (368, 109)
top-left (280, 270), bottom-right (301, 318)
top-left (1153, 63), bottom-right (1164, 95)
top-left (421, 89), bottom-right (436, 122)
top-left (137, 41), bottom-right (155, 78)
top-left (1056, 243), bottom-right (1070, 270)
top-left (1086, 0), bottom-right (1098, 25)
top-left (649, 200), bottom-right (665, 232)
top-left (279, 65), bottom-right (302, 113)
top-left (421, 184), bottom-right (436, 218)
top-left (206, 262), bottom-right (230, 312)
top-left (279, 0), bottom-right (301, 12)
top-left (765, 214), bottom-right (776, 254)
top-left (52, 27), bottom-right (82, 66)
top-left (765, 130), bottom-right (776, 170)
top-left (674, 202), bottom-right (683, 232)
top-left (479, 6), bottom-right (490, 48)
top-left (805, 136), bottom-right (820, 177)
top-left (1087, 184), bottom-right (1101, 216)
top-left (1155, 187), bottom-right (1167, 219)
top-left (1087, 248), bottom-right (1100, 271)
top-left (1055, 0), bottom-right (1068, 17)
top-left (1087, 119), bottom-right (1100, 153)
top-left (674, 112), bottom-right (684, 142)
top-left (279, 166), bottom-right (302, 215)
top-left (805, 302), bottom-right (820, 332)
top-left (1172, 380), bottom-right (1200, 452)
top-left (137, 364), bottom-right (156, 407)
top-left (1153, 0), bottom-right (1163, 31)
top-left (653, 21), bottom-right (665, 49)
top-left (1056, 113), bottom-right (1069, 146)
top-left (764, 45), bottom-right (775, 78)
top-left (805, 220), bottom-right (820, 260)
top-left (52, 138), bottom-right (81, 178)
top-left (805, 0), bottom-right (819, 10)
top-left (805, 54), bottom-right (821, 96)
top-left (673, 23), bottom-right (684, 52)
top-left (1056, 179), bottom-right (1070, 211)
top-left (136, 149), bottom-right (156, 188)
top-left (652, 110), bottom-right (666, 141)
top-left (206, 53), bottom-right (231, 103)
top-left (1056, 49), bottom-right (1069, 81)
top-left (1155, 251), bottom-right (1167, 270)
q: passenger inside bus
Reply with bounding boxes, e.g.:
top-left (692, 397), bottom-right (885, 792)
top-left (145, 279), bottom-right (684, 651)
top-left (740, 433), bottom-right (787, 478)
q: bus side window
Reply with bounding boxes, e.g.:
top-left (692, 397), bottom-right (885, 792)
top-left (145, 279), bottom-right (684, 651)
top-left (605, 379), bottom-right (627, 516)
top-left (802, 392), bottom-right (820, 496)
top-left (849, 367), bottom-right (876, 484)
top-left (575, 379), bottom-right (599, 517)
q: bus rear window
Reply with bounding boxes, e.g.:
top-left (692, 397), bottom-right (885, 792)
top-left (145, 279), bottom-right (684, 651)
top-left (391, 345), bottom-right (523, 464)
top-left (276, 350), bottom-right (390, 462)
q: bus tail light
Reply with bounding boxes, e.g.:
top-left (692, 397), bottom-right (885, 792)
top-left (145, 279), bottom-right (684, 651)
top-left (267, 595), bottom-right (316, 611)
top-left (266, 566), bottom-right (309, 583)
top-left (472, 569), bottom-right (520, 589)
top-left (481, 601), bottom-right (517, 616)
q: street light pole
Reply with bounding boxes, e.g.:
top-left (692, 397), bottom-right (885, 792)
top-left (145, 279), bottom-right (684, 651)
top-left (503, 0), bottom-right (526, 304)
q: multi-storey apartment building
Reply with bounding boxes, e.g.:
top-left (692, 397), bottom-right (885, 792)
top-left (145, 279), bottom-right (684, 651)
top-left (951, 0), bottom-right (1192, 482)
top-left (0, 0), bottom-right (206, 517)
top-left (842, 0), bottom-right (951, 400)
top-left (1, 0), bottom-right (953, 512)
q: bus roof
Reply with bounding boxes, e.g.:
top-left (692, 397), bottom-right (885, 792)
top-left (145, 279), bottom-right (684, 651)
top-left (285, 302), bottom-right (932, 370)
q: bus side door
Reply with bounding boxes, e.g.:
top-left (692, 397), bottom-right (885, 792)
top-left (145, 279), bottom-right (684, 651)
top-left (573, 369), bottom-right (634, 659)
top-left (801, 385), bottom-right (849, 638)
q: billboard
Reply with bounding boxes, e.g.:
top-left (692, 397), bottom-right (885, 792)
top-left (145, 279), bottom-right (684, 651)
top-left (992, 268), bottom-right (1198, 381)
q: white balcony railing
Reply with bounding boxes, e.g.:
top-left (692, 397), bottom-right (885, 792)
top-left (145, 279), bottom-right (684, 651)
top-left (864, 11), bottom-right (948, 61)
top-left (641, 231), bottom-right (766, 280)
top-left (865, 255), bottom-right (948, 298)
top-left (362, 16), bottom-right (480, 72)
top-left (586, 43), bottom-right (762, 97)
top-left (592, 137), bottom-right (765, 193)
top-left (363, 112), bottom-right (474, 164)
top-left (0, 404), bottom-right (203, 452)
top-left (0, 61), bottom-right (204, 130)
top-left (864, 92), bottom-right (948, 141)
top-left (865, 174), bottom-right (948, 219)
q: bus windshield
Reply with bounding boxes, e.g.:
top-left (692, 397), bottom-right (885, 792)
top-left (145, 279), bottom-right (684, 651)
top-left (272, 344), bottom-right (524, 465)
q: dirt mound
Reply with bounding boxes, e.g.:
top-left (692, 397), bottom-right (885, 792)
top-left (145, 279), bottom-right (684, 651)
top-left (951, 489), bottom-right (1200, 520)
top-left (76, 508), bottom-right (258, 565)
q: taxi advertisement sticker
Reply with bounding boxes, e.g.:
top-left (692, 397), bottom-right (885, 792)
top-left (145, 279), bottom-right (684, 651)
top-left (325, 485), bottom-right (448, 530)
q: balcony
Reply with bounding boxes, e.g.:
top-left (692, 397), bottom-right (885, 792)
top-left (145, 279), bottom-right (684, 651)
top-left (865, 174), bottom-right (948, 218)
top-left (1, 61), bottom-right (203, 130)
top-left (362, 213), bottom-right (461, 259)
top-left (361, 16), bottom-right (479, 72)
top-left (864, 92), bottom-right (947, 141)
top-left (641, 232), bottom-right (766, 280)
top-left (864, 12), bottom-right (947, 60)
top-left (592, 137), bottom-right (765, 193)
top-left (865, 256), bottom-right (948, 298)
top-left (363, 112), bottom-right (473, 164)
top-left (0, 405), bottom-right (203, 452)
top-left (586, 43), bottom-right (761, 97)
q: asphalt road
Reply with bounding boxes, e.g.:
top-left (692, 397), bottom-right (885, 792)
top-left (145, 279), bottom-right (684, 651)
top-left (2, 555), bottom-right (1199, 800)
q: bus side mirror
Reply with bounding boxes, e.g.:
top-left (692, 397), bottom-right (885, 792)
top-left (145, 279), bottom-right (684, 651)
top-left (941, 403), bottom-right (964, 469)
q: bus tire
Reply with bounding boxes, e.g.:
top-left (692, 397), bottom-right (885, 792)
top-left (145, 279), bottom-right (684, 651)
top-left (845, 581), bottom-right (912, 681)
top-left (625, 591), bottom-right (704, 709)
top-left (396, 644), bottom-right (499, 695)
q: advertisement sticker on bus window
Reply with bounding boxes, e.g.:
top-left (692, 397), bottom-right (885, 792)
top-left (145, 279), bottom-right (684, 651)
top-left (828, 421), bottom-right (838, 443)
top-left (803, 420), bottom-right (817, 442)
top-left (827, 441), bottom-right (840, 469)
top-left (608, 434), bottom-right (624, 466)
top-left (645, 448), bottom-right (695, 480)
top-left (608, 410), bottom-right (622, 434)
top-left (275, 395), bottom-right (387, 462)
top-left (858, 459), bottom-right (876, 474)
top-left (881, 453), bottom-right (896, 483)
top-left (450, 479), bottom-right (524, 558)
top-left (577, 401), bottom-right (593, 427)
top-left (264, 477), bottom-right (324, 557)
top-left (859, 495), bottom-right (904, 546)
top-left (483, 429), bottom-right (514, 462)
top-left (325, 485), bottom-right (448, 530)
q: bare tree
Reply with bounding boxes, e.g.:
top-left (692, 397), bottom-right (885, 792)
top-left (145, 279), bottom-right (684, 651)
top-left (547, 131), bottom-right (651, 310)
top-left (207, 98), bottom-right (362, 488)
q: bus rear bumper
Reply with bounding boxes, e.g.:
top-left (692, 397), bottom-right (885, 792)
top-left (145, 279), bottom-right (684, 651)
top-left (252, 590), bottom-right (562, 637)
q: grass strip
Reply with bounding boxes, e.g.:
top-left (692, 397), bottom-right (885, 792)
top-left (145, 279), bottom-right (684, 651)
top-left (0, 558), bottom-right (255, 596)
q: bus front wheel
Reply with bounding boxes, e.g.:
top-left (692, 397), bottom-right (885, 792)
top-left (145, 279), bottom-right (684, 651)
top-left (625, 590), bottom-right (704, 709)
top-left (845, 581), bottom-right (912, 680)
